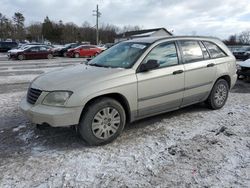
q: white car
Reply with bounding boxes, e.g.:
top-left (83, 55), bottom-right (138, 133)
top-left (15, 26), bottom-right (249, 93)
top-left (237, 59), bottom-right (250, 79)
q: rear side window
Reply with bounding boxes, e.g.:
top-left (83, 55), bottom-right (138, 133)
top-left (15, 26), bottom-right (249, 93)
top-left (203, 41), bottom-right (226, 58)
top-left (179, 41), bottom-right (203, 63)
top-left (40, 46), bottom-right (48, 51)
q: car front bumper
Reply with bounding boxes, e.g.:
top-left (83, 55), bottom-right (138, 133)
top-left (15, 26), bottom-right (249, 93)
top-left (9, 53), bottom-right (18, 59)
top-left (20, 98), bottom-right (83, 127)
top-left (237, 68), bottom-right (250, 77)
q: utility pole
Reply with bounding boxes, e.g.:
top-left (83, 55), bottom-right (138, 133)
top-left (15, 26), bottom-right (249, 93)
top-left (93, 4), bottom-right (101, 45)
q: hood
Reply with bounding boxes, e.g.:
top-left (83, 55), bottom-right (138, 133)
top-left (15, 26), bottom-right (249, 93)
top-left (67, 48), bottom-right (76, 52)
top-left (32, 64), bottom-right (131, 91)
top-left (239, 59), bottom-right (250, 68)
top-left (8, 49), bottom-right (24, 53)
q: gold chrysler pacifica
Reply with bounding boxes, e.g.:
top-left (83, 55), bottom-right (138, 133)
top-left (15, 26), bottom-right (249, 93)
top-left (20, 36), bottom-right (237, 145)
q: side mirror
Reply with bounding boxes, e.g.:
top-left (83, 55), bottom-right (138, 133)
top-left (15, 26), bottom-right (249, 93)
top-left (139, 59), bottom-right (159, 72)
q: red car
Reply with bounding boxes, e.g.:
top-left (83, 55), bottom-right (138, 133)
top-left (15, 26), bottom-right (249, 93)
top-left (66, 45), bottom-right (102, 58)
top-left (9, 45), bottom-right (53, 60)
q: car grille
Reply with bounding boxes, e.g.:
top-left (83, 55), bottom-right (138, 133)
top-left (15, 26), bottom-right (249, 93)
top-left (27, 88), bottom-right (42, 105)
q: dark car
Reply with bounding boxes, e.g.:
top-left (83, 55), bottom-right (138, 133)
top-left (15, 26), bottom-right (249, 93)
top-left (237, 60), bottom-right (250, 80)
top-left (0, 41), bottom-right (18, 52)
top-left (9, 45), bottom-right (53, 60)
top-left (53, 43), bottom-right (81, 57)
top-left (233, 46), bottom-right (250, 60)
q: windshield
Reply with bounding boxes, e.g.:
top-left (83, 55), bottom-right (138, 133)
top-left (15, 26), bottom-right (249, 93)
top-left (88, 42), bottom-right (149, 68)
top-left (239, 47), bottom-right (250, 51)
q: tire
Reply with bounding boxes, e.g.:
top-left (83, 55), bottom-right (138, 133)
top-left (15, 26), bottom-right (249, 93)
top-left (92, 52), bottom-right (98, 58)
top-left (47, 54), bottom-right (53, 59)
top-left (63, 52), bottom-right (67, 57)
top-left (79, 97), bottom-right (126, 146)
top-left (74, 53), bottom-right (80, 58)
top-left (206, 79), bottom-right (229, 110)
top-left (18, 54), bottom-right (24, 61)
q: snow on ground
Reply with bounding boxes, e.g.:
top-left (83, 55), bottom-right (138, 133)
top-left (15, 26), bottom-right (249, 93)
top-left (0, 92), bottom-right (249, 187)
top-left (0, 75), bottom-right (38, 84)
top-left (0, 57), bottom-right (249, 187)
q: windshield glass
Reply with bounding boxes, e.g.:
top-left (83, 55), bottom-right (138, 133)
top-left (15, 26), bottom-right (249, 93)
top-left (88, 42), bottom-right (149, 68)
top-left (239, 47), bottom-right (250, 51)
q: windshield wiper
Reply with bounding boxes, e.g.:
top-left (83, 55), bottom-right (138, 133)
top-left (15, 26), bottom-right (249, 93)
top-left (88, 63), bottom-right (111, 68)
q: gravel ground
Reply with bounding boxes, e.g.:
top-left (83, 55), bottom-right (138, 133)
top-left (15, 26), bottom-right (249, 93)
top-left (0, 57), bottom-right (249, 187)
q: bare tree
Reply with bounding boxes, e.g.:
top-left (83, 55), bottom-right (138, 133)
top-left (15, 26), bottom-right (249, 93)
top-left (26, 22), bottom-right (42, 42)
top-left (0, 13), bottom-right (14, 40)
top-left (12, 12), bottom-right (25, 41)
top-left (239, 30), bottom-right (250, 44)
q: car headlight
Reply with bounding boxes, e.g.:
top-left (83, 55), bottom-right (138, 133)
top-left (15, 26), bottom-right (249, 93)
top-left (42, 91), bottom-right (73, 106)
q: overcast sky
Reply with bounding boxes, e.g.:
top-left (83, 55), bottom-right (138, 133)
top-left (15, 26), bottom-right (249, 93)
top-left (1, 0), bottom-right (250, 39)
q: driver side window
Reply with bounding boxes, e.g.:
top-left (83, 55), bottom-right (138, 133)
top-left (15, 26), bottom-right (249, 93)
top-left (143, 42), bottom-right (179, 68)
top-left (30, 47), bottom-right (39, 52)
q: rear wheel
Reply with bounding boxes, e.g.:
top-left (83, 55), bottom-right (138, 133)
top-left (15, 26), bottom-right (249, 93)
top-left (206, 79), bottom-right (229, 110)
top-left (79, 97), bottom-right (126, 146)
top-left (74, 53), bottom-right (80, 58)
top-left (63, 52), bottom-right (67, 57)
top-left (92, 52), bottom-right (99, 58)
top-left (18, 54), bottom-right (24, 60)
top-left (47, 54), bottom-right (53, 59)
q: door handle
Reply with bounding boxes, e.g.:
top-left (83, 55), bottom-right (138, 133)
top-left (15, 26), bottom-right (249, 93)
top-left (207, 63), bottom-right (215, 67)
top-left (173, 70), bottom-right (184, 75)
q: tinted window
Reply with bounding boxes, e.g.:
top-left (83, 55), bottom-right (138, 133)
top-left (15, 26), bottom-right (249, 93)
top-left (40, 46), bottom-right (48, 51)
top-left (143, 42), bottom-right (178, 68)
top-left (29, 47), bottom-right (40, 52)
top-left (203, 41), bottom-right (226, 58)
top-left (81, 46), bottom-right (89, 49)
top-left (179, 41), bottom-right (203, 63)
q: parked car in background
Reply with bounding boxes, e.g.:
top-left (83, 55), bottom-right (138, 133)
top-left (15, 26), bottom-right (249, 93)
top-left (8, 45), bottom-right (53, 60)
top-left (20, 36), bottom-right (237, 145)
top-left (233, 46), bottom-right (250, 60)
top-left (97, 44), bottom-right (107, 51)
top-left (0, 41), bottom-right (18, 52)
top-left (237, 59), bottom-right (250, 80)
top-left (53, 43), bottom-right (81, 57)
top-left (8, 43), bottom-right (55, 54)
top-left (104, 43), bottom-right (114, 49)
top-left (66, 45), bottom-right (103, 58)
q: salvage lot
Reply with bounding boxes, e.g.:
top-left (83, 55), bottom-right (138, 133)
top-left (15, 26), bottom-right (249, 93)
top-left (0, 56), bottom-right (250, 187)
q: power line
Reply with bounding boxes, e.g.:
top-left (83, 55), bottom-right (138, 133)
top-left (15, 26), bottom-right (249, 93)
top-left (93, 4), bottom-right (101, 45)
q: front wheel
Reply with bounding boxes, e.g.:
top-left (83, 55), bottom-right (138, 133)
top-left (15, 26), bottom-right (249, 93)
top-left (206, 79), bottom-right (229, 110)
top-left (18, 54), bottom-right (24, 60)
top-left (92, 52), bottom-right (99, 58)
top-left (74, 53), bottom-right (80, 58)
top-left (79, 97), bottom-right (126, 146)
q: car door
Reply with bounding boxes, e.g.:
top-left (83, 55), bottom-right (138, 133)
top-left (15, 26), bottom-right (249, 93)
top-left (39, 46), bottom-right (49, 58)
top-left (79, 46), bottom-right (89, 57)
top-left (24, 47), bottom-right (40, 59)
top-left (136, 42), bottom-right (185, 117)
top-left (178, 40), bottom-right (216, 106)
